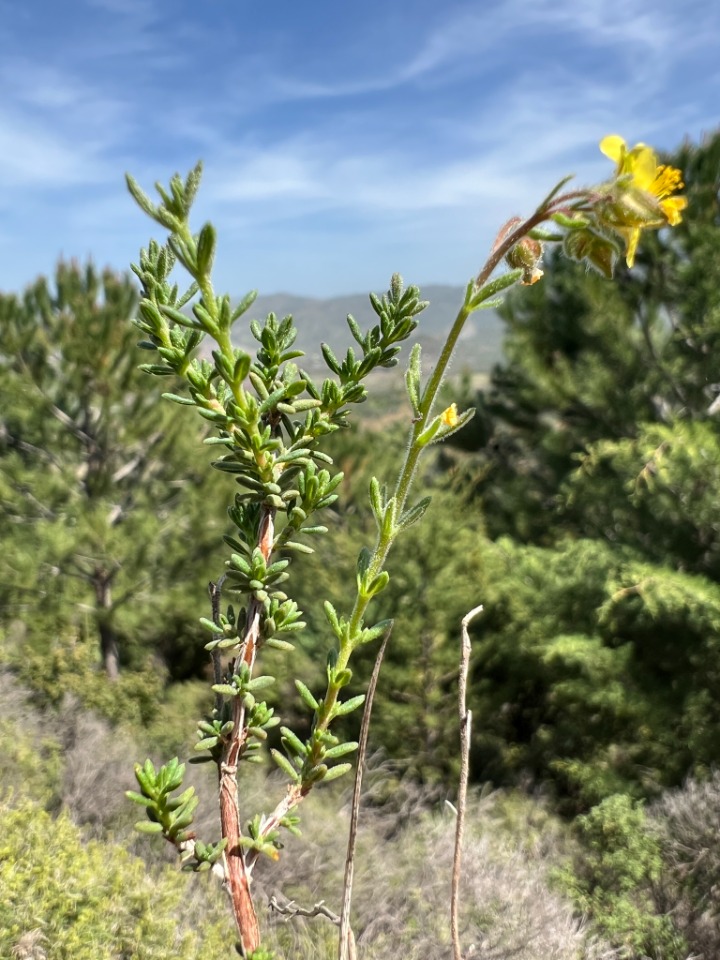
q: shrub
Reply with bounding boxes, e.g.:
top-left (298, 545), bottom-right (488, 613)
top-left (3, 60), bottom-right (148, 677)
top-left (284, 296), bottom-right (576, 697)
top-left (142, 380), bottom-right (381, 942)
top-left (0, 797), bottom-right (233, 960)
top-left (556, 793), bottom-right (686, 959)
top-left (651, 770), bottom-right (720, 958)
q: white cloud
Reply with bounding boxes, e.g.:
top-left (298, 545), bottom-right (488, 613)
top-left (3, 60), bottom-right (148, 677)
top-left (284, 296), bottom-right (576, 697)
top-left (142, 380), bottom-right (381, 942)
top-left (0, 113), bottom-right (107, 187)
top-left (220, 0), bottom-right (700, 116)
top-left (0, 0), bottom-right (715, 297)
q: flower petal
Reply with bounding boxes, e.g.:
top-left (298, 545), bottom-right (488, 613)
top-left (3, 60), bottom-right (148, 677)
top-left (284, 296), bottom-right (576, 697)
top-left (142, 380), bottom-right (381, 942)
top-left (600, 135), bottom-right (627, 163)
top-left (625, 227), bottom-right (641, 267)
top-left (660, 196), bottom-right (688, 226)
top-left (628, 146), bottom-right (658, 190)
top-left (441, 403), bottom-right (459, 428)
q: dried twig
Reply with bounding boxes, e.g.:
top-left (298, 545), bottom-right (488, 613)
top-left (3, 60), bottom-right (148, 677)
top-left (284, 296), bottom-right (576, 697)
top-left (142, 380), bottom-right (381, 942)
top-left (268, 895), bottom-right (342, 924)
top-left (451, 604), bottom-right (482, 960)
top-left (338, 624), bottom-right (393, 960)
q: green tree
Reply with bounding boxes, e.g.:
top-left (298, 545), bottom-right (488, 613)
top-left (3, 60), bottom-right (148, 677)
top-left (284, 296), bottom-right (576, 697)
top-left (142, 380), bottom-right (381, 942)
top-left (557, 794), bottom-right (686, 959)
top-left (432, 132), bottom-right (720, 804)
top-left (0, 260), bottom-right (225, 680)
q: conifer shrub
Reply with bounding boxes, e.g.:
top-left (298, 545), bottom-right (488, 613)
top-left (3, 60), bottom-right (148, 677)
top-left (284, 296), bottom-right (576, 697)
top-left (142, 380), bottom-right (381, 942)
top-left (556, 793), bottom-right (687, 959)
top-left (5, 626), bottom-right (165, 727)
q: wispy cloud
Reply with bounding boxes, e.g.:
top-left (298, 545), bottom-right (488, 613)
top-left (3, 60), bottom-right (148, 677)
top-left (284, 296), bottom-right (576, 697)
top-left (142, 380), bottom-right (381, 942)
top-left (221, 0), bottom-right (698, 114)
top-left (0, 0), bottom-right (716, 296)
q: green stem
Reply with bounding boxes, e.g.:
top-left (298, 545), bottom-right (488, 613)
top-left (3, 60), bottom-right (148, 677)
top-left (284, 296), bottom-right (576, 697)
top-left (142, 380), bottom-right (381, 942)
top-left (336, 198), bottom-right (582, 674)
top-left (290, 192), bottom-right (592, 739)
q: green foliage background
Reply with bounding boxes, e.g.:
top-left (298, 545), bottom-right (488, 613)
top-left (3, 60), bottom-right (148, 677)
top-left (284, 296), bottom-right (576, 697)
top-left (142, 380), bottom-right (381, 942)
top-left (1, 130), bottom-right (720, 959)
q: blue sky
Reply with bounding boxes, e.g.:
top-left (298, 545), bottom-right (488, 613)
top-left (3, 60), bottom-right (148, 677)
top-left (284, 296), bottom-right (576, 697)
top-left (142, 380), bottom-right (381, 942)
top-left (0, 0), bottom-right (717, 297)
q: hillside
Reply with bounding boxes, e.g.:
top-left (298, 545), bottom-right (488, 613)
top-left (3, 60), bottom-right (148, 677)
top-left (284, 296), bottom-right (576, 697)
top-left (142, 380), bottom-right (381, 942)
top-left (231, 284), bottom-right (505, 379)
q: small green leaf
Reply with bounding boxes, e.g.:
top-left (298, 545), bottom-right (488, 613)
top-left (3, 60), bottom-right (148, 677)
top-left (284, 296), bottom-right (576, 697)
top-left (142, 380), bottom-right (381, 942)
top-left (271, 749), bottom-right (301, 781)
top-left (266, 637), bottom-right (295, 651)
top-left (359, 618), bottom-right (393, 645)
top-left (281, 727), bottom-right (307, 757)
top-left (397, 496), bottom-right (431, 531)
top-left (135, 820), bottom-right (164, 835)
top-left (125, 790), bottom-right (154, 808)
top-left (196, 224), bottom-right (216, 280)
top-left (365, 570), bottom-right (390, 598)
top-left (405, 343), bottom-right (422, 415)
top-left (467, 269), bottom-right (522, 310)
top-left (324, 742), bottom-right (358, 759)
top-left (303, 763), bottom-right (328, 785)
top-left (295, 679), bottom-right (319, 710)
top-left (126, 173), bottom-right (158, 218)
top-left (356, 546), bottom-right (372, 579)
top-left (323, 601), bottom-right (341, 634)
top-left (368, 476), bottom-right (384, 523)
top-left (161, 392), bottom-right (196, 405)
top-left (321, 342), bottom-right (341, 374)
top-left (230, 290), bottom-right (258, 322)
top-left (551, 211), bottom-right (590, 229)
top-left (322, 763), bottom-right (353, 783)
top-left (334, 695), bottom-right (365, 717)
top-left (380, 498), bottom-right (396, 541)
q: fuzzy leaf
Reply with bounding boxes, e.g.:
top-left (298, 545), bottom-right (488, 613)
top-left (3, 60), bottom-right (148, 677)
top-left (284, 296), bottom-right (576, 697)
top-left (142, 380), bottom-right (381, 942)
top-left (271, 749), bottom-right (301, 781)
top-left (295, 679), bottom-right (319, 710)
top-left (135, 820), bottom-right (164, 835)
top-left (334, 695), bottom-right (365, 717)
top-left (322, 763), bottom-right (353, 782)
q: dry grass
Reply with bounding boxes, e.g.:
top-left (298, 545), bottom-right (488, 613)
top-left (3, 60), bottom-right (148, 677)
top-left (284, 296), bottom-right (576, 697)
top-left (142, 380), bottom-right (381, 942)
top-left (248, 777), bottom-right (618, 959)
top-left (1, 668), bottom-right (619, 958)
top-left (651, 771), bottom-right (720, 959)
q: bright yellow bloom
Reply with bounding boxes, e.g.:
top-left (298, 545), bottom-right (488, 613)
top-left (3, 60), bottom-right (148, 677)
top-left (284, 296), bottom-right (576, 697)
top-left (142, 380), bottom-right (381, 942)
top-left (599, 135), bottom-right (688, 267)
top-left (440, 403), bottom-right (459, 428)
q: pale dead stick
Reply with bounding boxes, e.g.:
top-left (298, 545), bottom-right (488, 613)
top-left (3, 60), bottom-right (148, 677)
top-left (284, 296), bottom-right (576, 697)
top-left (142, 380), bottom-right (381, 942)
top-left (338, 624), bottom-right (393, 960)
top-left (451, 604), bottom-right (483, 960)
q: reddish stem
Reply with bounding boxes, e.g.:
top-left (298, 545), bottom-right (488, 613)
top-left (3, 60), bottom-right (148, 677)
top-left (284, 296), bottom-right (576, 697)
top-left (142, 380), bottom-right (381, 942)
top-left (219, 506), bottom-right (275, 955)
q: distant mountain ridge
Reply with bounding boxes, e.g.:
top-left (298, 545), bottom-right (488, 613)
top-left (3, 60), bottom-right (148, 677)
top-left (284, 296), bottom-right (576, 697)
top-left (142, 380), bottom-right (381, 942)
top-left (229, 284), bottom-right (506, 376)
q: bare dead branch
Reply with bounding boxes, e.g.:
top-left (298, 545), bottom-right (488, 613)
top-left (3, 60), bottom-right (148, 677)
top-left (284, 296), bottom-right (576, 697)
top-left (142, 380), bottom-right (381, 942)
top-left (452, 604), bottom-right (483, 960)
top-left (338, 623), bottom-right (392, 960)
top-left (269, 895), bottom-right (341, 925)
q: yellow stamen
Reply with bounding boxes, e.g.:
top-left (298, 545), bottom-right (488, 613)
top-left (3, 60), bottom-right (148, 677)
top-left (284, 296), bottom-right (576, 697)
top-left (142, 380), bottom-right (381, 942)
top-left (652, 165), bottom-right (684, 198)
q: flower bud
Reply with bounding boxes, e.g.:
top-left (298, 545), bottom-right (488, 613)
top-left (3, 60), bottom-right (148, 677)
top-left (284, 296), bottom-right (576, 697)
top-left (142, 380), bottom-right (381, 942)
top-left (505, 237), bottom-right (544, 285)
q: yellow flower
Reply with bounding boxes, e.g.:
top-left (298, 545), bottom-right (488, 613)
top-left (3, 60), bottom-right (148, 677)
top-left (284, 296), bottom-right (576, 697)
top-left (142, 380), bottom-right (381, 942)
top-left (599, 135), bottom-right (688, 267)
top-left (440, 403), bottom-right (459, 428)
